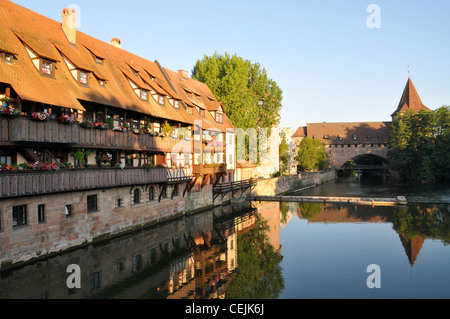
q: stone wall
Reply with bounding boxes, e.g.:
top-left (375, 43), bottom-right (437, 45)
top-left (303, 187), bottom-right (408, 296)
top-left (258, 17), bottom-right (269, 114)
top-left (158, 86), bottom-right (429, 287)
top-left (252, 170), bottom-right (337, 196)
top-left (0, 170), bottom-right (335, 268)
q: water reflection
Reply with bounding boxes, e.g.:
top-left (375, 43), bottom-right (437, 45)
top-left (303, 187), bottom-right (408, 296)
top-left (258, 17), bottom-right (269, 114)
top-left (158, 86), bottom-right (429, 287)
top-left (281, 201), bottom-right (450, 267)
top-left (0, 201), bottom-right (284, 299)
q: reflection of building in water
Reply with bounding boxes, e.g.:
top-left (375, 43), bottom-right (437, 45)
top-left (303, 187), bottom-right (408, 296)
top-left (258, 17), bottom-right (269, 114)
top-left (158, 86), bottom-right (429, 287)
top-left (255, 201), bottom-right (281, 251)
top-left (294, 202), bottom-right (442, 268)
top-left (280, 202), bottom-right (297, 228)
top-left (398, 235), bottom-right (424, 268)
top-left (0, 203), bottom-right (256, 299)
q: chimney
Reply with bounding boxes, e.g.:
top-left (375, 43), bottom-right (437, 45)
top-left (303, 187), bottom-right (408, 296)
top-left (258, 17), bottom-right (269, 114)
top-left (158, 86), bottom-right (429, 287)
top-left (62, 8), bottom-right (77, 44)
top-left (110, 38), bottom-right (122, 49)
top-left (178, 70), bottom-right (188, 78)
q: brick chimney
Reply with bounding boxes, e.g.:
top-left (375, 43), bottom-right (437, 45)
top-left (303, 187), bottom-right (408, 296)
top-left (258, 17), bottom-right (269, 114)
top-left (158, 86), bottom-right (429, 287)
top-left (110, 38), bottom-right (122, 49)
top-left (178, 70), bottom-right (188, 78)
top-left (62, 8), bottom-right (76, 44)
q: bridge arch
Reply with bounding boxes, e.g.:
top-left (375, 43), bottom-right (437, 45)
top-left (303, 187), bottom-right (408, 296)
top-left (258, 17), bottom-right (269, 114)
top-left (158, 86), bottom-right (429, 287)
top-left (326, 145), bottom-right (389, 170)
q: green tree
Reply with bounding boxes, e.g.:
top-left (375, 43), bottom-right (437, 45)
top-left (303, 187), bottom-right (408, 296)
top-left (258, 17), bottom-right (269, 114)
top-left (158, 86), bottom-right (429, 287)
top-left (226, 214), bottom-right (284, 299)
top-left (192, 52), bottom-right (283, 131)
top-left (295, 137), bottom-right (328, 171)
top-left (388, 107), bottom-right (450, 182)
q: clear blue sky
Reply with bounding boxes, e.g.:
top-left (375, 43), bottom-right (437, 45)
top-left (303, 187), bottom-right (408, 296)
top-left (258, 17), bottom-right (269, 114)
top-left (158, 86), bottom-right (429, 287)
top-left (11, 0), bottom-right (450, 129)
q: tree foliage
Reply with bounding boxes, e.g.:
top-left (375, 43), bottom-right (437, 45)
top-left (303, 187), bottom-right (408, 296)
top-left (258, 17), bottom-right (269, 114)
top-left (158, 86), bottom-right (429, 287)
top-left (192, 52), bottom-right (283, 131)
top-left (295, 137), bottom-right (328, 171)
top-left (226, 214), bottom-right (284, 299)
top-left (388, 106), bottom-right (450, 182)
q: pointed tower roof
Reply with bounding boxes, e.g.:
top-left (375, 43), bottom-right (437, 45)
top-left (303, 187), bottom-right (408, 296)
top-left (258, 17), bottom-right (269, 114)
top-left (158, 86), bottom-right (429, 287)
top-left (398, 234), bottom-right (425, 267)
top-left (391, 78), bottom-right (431, 117)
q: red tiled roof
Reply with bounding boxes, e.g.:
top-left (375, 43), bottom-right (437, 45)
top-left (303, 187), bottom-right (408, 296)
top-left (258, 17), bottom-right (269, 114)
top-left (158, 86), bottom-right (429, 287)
top-left (292, 126), bottom-right (307, 138)
top-left (0, 0), bottom-right (234, 131)
top-left (306, 121), bottom-right (391, 145)
top-left (392, 78), bottom-right (431, 117)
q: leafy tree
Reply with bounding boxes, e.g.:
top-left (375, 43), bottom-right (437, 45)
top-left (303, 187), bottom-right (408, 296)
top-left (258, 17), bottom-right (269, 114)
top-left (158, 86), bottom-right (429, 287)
top-left (388, 106), bottom-right (450, 182)
top-left (192, 52), bottom-right (283, 131)
top-left (295, 137), bottom-right (328, 171)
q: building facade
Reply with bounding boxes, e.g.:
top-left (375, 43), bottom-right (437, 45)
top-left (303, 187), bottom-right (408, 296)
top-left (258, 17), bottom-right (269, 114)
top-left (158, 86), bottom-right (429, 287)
top-left (0, 1), bottom-right (237, 267)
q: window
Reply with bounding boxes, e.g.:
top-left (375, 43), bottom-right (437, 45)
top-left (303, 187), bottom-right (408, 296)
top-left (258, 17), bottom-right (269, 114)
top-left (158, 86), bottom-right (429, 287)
top-left (133, 188), bottom-right (140, 204)
top-left (78, 70), bottom-right (89, 85)
top-left (98, 79), bottom-right (106, 88)
top-left (65, 204), bottom-right (72, 217)
top-left (148, 186), bottom-right (154, 201)
top-left (89, 272), bottom-right (100, 291)
top-left (200, 109), bottom-right (205, 117)
top-left (38, 204), bottom-right (45, 223)
top-left (158, 95), bottom-right (164, 105)
top-left (174, 100), bottom-right (180, 109)
top-left (3, 52), bottom-right (14, 65)
top-left (116, 196), bottom-right (124, 208)
top-left (12, 205), bottom-right (27, 227)
top-left (87, 195), bottom-right (98, 213)
top-left (173, 184), bottom-right (179, 197)
top-left (0, 155), bottom-right (12, 165)
top-left (215, 112), bottom-right (223, 123)
top-left (141, 90), bottom-right (148, 101)
top-left (133, 254), bottom-right (143, 272)
top-left (94, 56), bottom-right (104, 65)
top-left (187, 107), bottom-right (193, 115)
top-left (41, 60), bottom-right (54, 76)
top-left (161, 187), bottom-right (167, 199)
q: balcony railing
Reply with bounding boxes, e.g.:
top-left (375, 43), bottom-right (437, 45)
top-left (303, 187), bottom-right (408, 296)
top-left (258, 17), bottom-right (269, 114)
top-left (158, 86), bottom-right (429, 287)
top-left (1, 117), bottom-right (192, 152)
top-left (192, 164), bottom-right (227, 175)
top-left (0, 167), bottom-right (191, 199)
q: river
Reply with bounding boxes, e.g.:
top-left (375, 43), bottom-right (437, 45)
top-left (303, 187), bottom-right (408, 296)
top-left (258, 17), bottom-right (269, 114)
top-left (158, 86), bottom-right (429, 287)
top-left (0, 174), bottom-right (449, 299)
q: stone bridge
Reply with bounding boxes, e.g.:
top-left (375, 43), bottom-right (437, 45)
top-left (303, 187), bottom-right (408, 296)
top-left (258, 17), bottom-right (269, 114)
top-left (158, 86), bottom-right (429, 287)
top-left (291, 78), bottom-right (433, 171)
top-left (326, 143), bottom-right (389, 169)
top-left (293, 121), bottom-right (391, 170)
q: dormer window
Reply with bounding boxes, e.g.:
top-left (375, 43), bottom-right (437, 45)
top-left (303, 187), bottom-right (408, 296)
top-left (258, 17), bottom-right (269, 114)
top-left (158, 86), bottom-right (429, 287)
top-left (94, 56), bottom-right (104, 65)
top-left (78, 70), bottom-right (89, 85)
top-left (2, 52), bottom-right (14, 65)
top-left (141, 90), bottom-right (149, 101)
top-left (41, 59), bottom-right (54, 77)
top-left (98, 79), bottom-right (106, 87)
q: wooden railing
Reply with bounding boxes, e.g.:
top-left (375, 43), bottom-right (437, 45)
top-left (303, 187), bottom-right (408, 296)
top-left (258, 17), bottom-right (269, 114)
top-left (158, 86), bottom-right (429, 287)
top-left (192, 164), bottom-right (227, 175)
top-left (1, 117), bottom-right (192, 152)
top-left (212, 178), bottom-right (257, 201)
top-left (0, 167), bottom-right (186, 199)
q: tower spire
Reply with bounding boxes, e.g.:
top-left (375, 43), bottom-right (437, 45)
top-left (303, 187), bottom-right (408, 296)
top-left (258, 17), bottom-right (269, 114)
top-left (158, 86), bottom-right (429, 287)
top-left (391, 77), bottom-right (430, 118)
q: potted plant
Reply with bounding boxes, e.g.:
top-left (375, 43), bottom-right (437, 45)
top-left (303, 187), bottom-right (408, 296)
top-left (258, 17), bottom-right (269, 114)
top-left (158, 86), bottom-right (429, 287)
top-left (58, 115), bottom-right (75, 124)
top-left (163, 122), bottom-right (172, 137)
top-left (32, 112), bottom-right (50, 121)
top-left (142, 163), bottom-right (153, 171)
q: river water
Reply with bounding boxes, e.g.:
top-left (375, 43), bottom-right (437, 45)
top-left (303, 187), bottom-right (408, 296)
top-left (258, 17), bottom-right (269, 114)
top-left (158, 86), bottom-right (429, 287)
top-left (0, 174), bottom-right (449, 299)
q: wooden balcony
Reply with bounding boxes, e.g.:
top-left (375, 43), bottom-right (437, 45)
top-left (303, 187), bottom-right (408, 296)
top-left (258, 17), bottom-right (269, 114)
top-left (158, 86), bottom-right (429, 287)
top-left (192, 164), bottom-right (227, 176)
top-left (0, 117), bottom-right (192, 152)
top-left (0, 167), bottom-right (189, 199)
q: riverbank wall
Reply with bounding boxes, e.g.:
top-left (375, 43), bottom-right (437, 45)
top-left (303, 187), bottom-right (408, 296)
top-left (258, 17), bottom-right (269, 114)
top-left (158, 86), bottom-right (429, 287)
top-left (0, 170), bottom-right (335, 269)
top-left (252, 169), bottom-right (337, 196)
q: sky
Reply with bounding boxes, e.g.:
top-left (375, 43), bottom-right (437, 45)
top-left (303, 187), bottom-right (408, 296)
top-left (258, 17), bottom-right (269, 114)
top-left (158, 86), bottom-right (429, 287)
top-left (10, 0), bottom-right (450, 130)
